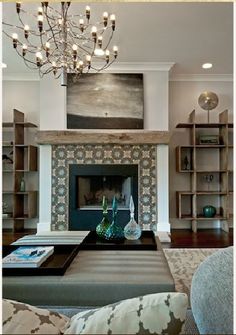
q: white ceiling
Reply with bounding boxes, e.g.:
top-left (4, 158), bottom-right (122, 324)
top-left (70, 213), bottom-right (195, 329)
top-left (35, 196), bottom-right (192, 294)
top-left (2, 2), bottom-right (233, 76)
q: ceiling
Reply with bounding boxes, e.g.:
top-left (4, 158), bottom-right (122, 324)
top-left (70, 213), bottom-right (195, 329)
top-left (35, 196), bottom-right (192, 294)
top-left (2, 2), bottom-right (233, 77)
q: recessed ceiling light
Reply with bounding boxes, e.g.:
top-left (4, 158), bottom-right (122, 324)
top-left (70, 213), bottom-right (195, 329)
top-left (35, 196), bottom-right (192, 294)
top-left (2, 63), bottom-right (7, 68)
top-left (202, 63), bottom-right (212, 69)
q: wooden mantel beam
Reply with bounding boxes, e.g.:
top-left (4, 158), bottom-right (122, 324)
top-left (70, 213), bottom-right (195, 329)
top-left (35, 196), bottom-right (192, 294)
top-left (36, 130), bottom-right (170, 145)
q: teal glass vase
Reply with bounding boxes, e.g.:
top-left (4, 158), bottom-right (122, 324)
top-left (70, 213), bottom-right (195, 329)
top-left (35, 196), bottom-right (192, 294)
top-left (203, 205), bottom-right (216, 218)
top-left (105, 196), bottom-right (124, 241)
top-left (124, 196), bottom-right (142, 240)
top-left (96, 196), bottom-right (110, 239)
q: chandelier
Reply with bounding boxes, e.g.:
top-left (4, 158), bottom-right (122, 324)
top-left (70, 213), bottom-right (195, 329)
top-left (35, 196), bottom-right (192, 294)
top-left (3, 2), bottom-right (118, 86)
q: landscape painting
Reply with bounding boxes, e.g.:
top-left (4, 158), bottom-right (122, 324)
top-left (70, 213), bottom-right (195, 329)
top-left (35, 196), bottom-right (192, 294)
top-left (67, 73), bottom-right (144, 129)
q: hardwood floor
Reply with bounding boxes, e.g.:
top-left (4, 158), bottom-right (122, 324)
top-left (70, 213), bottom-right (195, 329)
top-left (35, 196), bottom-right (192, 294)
top-left (2, 228), bottom-right (233, 248)
top-left (166, 228), bottom-right (233, 248)
top-left (2, 229), bottom-right (36, 246)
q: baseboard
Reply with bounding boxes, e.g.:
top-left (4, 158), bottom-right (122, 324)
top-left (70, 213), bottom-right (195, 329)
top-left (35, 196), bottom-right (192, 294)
top-left (156, 231), bottom-right (171, 243)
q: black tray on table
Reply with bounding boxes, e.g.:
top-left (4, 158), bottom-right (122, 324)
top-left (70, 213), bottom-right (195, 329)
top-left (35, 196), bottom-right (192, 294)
top-left (2, 244), bottom-right (79, 276)
top-left (80, 230), bottom-right (158, 250)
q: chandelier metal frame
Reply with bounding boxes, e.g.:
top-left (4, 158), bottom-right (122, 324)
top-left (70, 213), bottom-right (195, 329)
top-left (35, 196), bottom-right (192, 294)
top-left (3, 2), bottom-right (118, 86)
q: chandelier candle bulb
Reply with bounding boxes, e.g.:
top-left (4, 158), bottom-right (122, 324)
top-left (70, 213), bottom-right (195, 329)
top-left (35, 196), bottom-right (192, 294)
top-left (16, 2), bottom-right (21, 14)
top-left (103, 12), bottom-right (108, 27)
top-left (98, 36), bottom-right (103, 48)
top-left (86, 55), bottom-right (91, 68)
top-left (22, 44), bottom-right (27, 56)
top-left (91, 26), bottom-right (97, 42)
top-left (77, 60), bottom-right (84, 73)
top-left (85, 6), bottom-right (90, 21)
top-left (12, 33), bottom-right (18, 48)
top-left (113, 46), bottom-right (118, 58)
top-left (105, 49), bottom-right (110, 63)
top-left (110, 14), bottom-right (116, 30)
top-left (45, 42), bottom-right (50, 57)
top-left (38, 15), bottom-right (43, 32)
top-left (24, 25), bottom-right (29, 39)
top-left (38, 7), bottom-right (43, 15)
top-left (36, 52), bottom-right (42, 67)
top-left (52, 61), bottom-right (57, 75)
top-left (72, 44), bottom-right (78, 59)
top-left (79, 19), bottom-right (84, 32)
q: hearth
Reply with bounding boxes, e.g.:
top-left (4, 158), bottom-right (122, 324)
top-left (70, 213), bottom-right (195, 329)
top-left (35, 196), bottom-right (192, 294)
top-left (69, 164), bottom-right (138, 230)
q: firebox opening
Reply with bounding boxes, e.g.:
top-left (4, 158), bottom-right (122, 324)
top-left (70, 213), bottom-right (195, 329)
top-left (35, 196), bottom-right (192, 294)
top-left (78, 175), bottom-right (131, 209)
top-left (69, 164), bottom-right (138, 230)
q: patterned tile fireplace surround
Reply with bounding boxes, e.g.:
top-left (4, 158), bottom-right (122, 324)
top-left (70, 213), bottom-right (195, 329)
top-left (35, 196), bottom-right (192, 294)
top-left (51, 144), bottom-right (157, 231)
top-left (37, 130), bottom-right (169, 231)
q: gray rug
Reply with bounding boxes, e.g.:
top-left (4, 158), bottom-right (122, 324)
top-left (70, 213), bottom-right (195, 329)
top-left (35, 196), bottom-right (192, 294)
top-left (163, 248), bottom-right (218, 298)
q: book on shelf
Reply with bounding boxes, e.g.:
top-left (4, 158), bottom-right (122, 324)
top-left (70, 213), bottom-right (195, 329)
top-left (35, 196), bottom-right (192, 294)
top-left (2, 246), bottom-right (54, 268)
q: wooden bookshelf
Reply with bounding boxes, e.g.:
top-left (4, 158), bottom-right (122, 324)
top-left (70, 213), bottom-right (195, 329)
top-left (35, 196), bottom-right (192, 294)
top-left (2, 109), bottom-right (38, 232)
top-left (175, 110), bottom-right (233, 233)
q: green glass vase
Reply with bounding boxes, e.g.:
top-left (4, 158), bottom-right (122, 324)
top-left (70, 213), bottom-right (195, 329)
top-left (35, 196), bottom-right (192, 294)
top-left (105, 196), bottom-right (124, 241)
top-left (96, 196), bottom-right (110, 239)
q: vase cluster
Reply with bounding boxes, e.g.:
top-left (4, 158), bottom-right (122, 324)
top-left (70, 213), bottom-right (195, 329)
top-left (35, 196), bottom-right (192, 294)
top-left (96, 195), bottom-right (142, 241)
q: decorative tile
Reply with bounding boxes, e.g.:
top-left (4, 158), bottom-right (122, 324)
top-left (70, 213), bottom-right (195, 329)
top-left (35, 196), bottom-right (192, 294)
top-left (51, 144), bottom-right (157, 231)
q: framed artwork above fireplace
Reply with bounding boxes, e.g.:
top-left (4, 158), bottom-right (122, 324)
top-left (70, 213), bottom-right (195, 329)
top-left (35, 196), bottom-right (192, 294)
top-left (67, 73), bottom-right (144, 129)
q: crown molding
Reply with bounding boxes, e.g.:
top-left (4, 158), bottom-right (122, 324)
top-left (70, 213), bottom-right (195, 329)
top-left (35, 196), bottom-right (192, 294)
top-left (170, 74), bottom-right (233, 82)
top-left (3, 68), bottom-right (232, 82)
top-left (103, 62), bottom-right (175, 72)
top-left (3, 62), bottom-right (175, 81)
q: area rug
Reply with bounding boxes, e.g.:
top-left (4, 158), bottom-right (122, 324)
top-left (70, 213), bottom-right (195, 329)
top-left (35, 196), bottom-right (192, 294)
top-left (163, 248), bottom-right (219, 298)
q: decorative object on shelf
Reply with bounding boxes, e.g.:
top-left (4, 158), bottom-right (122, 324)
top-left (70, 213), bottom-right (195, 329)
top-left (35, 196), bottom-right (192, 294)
top-left (198, 91), bottom-right (219, 123)
top-left (183, 156), bottom-right (190, 170)
top-left (20, 178), bottom-right (25, 192)
top-left (105, 196), bottom-right (124, 241)
top-left (3, 2), bottom-right (118, 86)
top-left (204, 174), bottom-right (214, 191)
top-left (124, 196), bottom-right (142, 240)
top-left (199, 135), bottom-right (220, 145)
top-left (2, 201), bottom-right (8, 214)
top-left (2, 154), bottom-right (13, 164)
top-left (96, 196), bottom-right (110, 239)
top-left (203, 205), bottom-right (216, 218)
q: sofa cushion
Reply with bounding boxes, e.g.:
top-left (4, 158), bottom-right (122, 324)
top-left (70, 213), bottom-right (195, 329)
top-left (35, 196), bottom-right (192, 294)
top-left (2, 299), bottom-right (69, 334)
top-left (65, 292), bottom-right (188, 334)
top-left (191, 246), bottom-right (233, 335)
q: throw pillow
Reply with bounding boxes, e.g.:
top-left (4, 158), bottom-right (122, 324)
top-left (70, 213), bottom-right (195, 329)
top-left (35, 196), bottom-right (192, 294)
top-left (65, 292), bottom-right (188, 335)
top-left (2, 299), bottom-right (69, 334)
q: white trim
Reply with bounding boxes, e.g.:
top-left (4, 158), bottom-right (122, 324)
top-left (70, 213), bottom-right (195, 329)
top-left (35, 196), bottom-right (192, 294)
top-left (170, 74), bottom-right (233, 82)
top-left (38, 145), bottom-right (52, 232)
top-left (37, 222), bottom-right (51, 232)
top-left (103, 62), bottom-right (175, 72)
top-left (3, 66), bottom-right (233, 82)
top-left (157, 145), bottom-right (170, 233)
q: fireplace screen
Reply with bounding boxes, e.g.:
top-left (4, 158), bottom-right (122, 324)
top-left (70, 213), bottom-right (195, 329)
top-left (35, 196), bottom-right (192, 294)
top-left (78, 176), bottom-right (131, 209)
top-left (69, 164), bottom-right (138, 230)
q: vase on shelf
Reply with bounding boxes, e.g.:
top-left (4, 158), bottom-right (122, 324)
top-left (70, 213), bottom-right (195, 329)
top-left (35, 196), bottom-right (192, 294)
top-left (105, 196), bottom-right (124, 241)
top-left (124, 195), bottom-right (142, 240)
top-left (96, 196), bottom-right (110, 239)
top-left (203, 205), bottom-right (216, 218)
